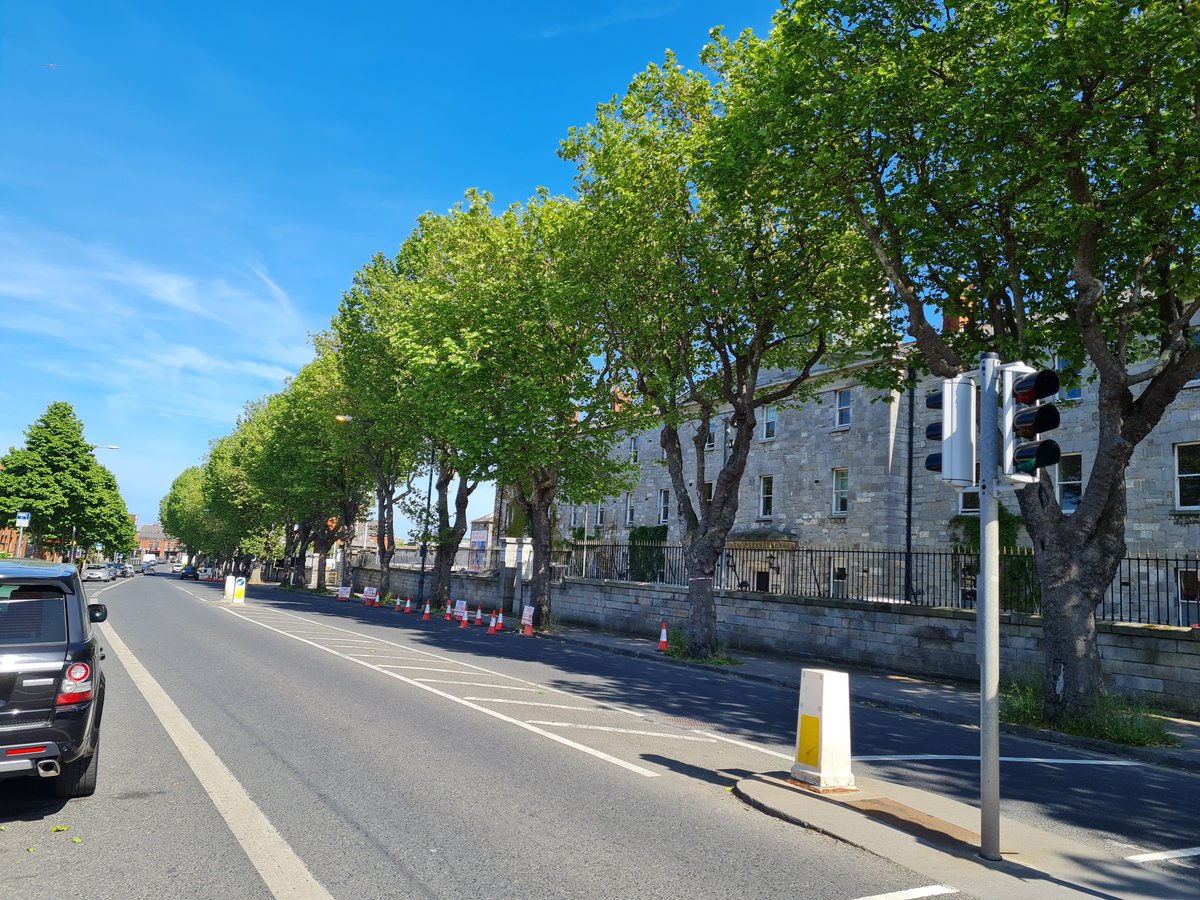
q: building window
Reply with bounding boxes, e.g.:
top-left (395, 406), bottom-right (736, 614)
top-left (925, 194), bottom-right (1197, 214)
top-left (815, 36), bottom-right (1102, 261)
top-left (704, 421), bottom-right (715, 450)
top-left (1177, 443), bottom-right (1200, 510)
top-left (832, 468), bottom-right (849, 515)
top-left (570, 507), bottom-right (580, 528)
top-left (762, 406), bottom-right (777, 440)
top-left (702, 481), bottom-right (713, 505)
top-left (759, 475), bottom-right (774, 517)
top-left (658, 489), bottom-right (670, 524)
top-left (630, 435), bottom-right (640, 463)
top-left (1054, 355), bottom-right (1083, 401)
top-left (1057, 453), bottom-right (1083, 514)
top-left (597, 506), bottom-right (607, 526)
top-left (625, 493), bottom-right (635, 525)
top-left (835, 389), bottom-right (852, 429)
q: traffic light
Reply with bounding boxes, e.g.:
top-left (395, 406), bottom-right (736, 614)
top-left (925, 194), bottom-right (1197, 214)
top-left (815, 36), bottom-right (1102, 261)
top-left (1002, 365), bottom-right (1061, 483)
top-left (925, 376), bottom-right (976, 488)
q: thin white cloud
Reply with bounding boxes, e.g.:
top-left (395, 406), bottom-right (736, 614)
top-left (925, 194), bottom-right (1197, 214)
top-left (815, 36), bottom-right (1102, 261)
top-left (533, 2), bottom-right (682, 38)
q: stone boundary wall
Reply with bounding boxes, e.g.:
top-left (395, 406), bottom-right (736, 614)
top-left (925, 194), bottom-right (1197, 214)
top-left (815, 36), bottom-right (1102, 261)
top-left (352, 565), bottom-right (1199, 715)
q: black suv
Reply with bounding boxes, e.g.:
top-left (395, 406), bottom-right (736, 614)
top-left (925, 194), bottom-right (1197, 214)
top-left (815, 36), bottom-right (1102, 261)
top-left (0, 559), bottom-right (107, 797)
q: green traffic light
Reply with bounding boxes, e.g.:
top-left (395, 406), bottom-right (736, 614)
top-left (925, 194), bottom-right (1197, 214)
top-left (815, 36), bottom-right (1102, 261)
top-left (1013, 439), bottom-right (1061, 474)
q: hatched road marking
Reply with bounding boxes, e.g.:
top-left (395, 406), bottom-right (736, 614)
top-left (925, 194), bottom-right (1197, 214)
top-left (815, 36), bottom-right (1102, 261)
top-left (223, 607), bottom-right (661, 778)
top-left (527, 721), bottom-right (720, 742)
top-left (852, 887), bottom-right (958, 900)
top-left (1125, 845), bottom-right (1200, 863)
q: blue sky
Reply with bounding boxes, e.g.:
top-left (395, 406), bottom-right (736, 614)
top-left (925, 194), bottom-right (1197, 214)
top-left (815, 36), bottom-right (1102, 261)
top-left (0, 1), bottom-right (776, 539)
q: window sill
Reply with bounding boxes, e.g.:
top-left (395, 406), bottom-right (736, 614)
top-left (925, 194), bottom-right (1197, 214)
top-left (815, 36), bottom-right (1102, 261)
top-left (829, 512), bottom-right (848, 519)
top-left (760, 436), bottom-right (776, 443)
top-left (830, 426), bottom-right (851, 434)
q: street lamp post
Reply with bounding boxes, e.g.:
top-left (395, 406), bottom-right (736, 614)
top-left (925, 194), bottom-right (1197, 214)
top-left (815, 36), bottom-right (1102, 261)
top-left (416, 447), bottom-right (435, 609)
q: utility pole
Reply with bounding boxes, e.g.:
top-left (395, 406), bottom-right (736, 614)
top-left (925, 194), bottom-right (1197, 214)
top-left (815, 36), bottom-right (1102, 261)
top-left (978, 352), bottom-right (1001, 861)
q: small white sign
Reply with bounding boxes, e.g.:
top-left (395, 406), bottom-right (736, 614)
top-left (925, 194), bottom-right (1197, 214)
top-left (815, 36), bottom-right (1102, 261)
top-left (454, 599), bottom-right (468, 619)
top-left (363, 586), bottom-right (379, 604)
top-left (336, 585), bottom-right (352, 601)
top-left (15, 512), bottom-right (30, 528)
top-left (521, 605), bottom-right (535, 626)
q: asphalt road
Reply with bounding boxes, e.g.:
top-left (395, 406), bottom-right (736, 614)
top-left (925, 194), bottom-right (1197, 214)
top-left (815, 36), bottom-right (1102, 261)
top-left (1, 574), bottom-right (941, 900)
top-left (3, 573), bottom-right (1197, 897)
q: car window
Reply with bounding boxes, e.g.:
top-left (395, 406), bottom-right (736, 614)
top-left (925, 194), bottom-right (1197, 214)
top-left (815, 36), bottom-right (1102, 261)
top-left (0, 587), bottom-right (68, 645)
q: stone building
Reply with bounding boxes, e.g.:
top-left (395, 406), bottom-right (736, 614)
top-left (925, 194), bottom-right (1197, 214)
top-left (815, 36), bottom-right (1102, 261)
top-left (546, 356), bottom-right (1200, 557)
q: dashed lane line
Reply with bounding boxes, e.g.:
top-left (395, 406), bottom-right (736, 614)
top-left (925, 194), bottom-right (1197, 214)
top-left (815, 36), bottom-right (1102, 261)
top-left (222, 607), bottom-right (660, 778)
top-left (98, 620), bottom-right (331, 899)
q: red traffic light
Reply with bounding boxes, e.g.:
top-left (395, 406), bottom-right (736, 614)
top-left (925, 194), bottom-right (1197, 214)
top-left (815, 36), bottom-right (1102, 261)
top-left (1012, 369), bottom-right (1059, 405)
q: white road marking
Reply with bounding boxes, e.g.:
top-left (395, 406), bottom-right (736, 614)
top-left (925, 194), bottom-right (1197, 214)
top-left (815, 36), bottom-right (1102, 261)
top-left (853, 886), bottom-right (958, 900)
top-left (230, 607), bottom-right (648, 718)
top-left (528, 721), bottom-right (720, 742)
top-left (463, 697), bottom-right (599, 711)
top-left (414, 680), bottom-right (545, 691)
top-left (1125, 845), bottom-right (1200, 863)
top-left (853, 754), bottom-right (1142, 765)
top-left (98, 620), bottom-right (331, 899)
top-left (376, 666), bottom-right (477, 674)
top-left (692, 730), bottom-right (793, 761)
top-left (223, 609), bottom-right (660, 779)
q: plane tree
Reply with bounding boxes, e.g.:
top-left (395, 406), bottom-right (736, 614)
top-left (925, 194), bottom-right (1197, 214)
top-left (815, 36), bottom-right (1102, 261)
top-left (759, 0), bottom-right (1200, 717)
top-left (388, 190), bottom-right (634, 623)
top-left (561, 53), bottom-right (894, 657)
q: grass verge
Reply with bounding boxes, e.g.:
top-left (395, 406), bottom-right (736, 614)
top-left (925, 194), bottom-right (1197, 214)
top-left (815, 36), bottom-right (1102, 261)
top-left (1000, 677), bottom-right (1180, 747)
top-left (664, 628), bottom-right (742, 666)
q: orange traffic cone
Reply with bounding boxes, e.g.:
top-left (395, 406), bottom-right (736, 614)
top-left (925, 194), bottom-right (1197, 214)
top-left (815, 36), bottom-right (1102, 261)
top-left (422, 601), bottom-right (431, 621)
top-left (444, 602), bottom-right (454, 621)
top-left (656, 620), bottom-right (668, 652)
top-left (496, 610), bottom-right (505, 632)
top-left (403, 597), bottom-right (413, 614)
top-left (522, 619), bottom-right (534, 637)
top-left (474, 606), bottom-right (484, 626)
top-left (459, 609), bottom-right (470, 629)
top-left (487, 610), bottom-right (497, 634)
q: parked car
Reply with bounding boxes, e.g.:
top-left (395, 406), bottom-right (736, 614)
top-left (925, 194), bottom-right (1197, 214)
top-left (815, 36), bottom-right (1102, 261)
top-left (171, 563), bottom-right (183, 574)
top-left (0, 559), bottom-right (107, 797)
top-left (179, 565), bottom-right (199, 580)
top-left (116, 563), bottom-right (131, 578)
top-left (82, 563), bottom-right (111, 582)
top-left (142, 563), bottom-right (156, 575)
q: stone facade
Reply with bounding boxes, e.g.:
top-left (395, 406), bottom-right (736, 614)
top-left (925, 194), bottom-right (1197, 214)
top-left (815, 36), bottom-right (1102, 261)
top-left (540, 365), bottom-right (1200, 555)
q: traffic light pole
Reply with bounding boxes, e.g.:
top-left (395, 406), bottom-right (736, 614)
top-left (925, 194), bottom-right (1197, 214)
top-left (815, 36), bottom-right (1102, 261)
top-left (978, 352), bottom-right (1002, 861)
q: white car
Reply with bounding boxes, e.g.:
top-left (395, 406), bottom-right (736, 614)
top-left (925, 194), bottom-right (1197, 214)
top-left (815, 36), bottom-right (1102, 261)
top-left (171, 562), bottom-right (183, 574)
top-left (82, 563), bottom-right (111, 582)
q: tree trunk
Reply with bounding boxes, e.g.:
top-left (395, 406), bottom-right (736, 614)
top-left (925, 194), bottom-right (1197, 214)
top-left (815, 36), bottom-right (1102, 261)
top-left (375, 485), bottom-right (395, 600)
top-left (293, 523), bottom-right (312, 588)
top-left (431, 467), bottom-right (476, 608)
top-left (683, 540), bottom-right (720, 657)
top-left (514, 473), bottom-right (558, 628)
top-left (1018, 478), bottom-right (1126, 719)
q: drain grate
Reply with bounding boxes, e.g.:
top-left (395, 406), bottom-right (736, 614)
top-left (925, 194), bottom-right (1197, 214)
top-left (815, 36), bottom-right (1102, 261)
top-left (655, 715), bottom-right (717, 730)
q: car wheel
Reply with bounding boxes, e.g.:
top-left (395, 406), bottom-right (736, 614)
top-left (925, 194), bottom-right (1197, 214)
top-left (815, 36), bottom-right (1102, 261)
top-left (53, 735), bottom-right (99, 798)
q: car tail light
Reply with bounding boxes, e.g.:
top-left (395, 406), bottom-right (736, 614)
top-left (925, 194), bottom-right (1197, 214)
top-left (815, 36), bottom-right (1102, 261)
top-left (6, 746), bottom-right (47, 756)
top-left (57, 662), bottom-right (93, 705)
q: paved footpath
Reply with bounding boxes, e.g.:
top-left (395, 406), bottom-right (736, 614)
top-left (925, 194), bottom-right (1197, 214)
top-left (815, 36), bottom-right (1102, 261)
top-left (541, 621), bottom-right (1200, 900)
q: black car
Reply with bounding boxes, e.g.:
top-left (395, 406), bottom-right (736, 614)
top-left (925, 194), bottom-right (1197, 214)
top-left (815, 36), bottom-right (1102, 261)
top-left (179, 565), bottom-right (199, 580)
top-left (0, 559), bottom-right (107, 797)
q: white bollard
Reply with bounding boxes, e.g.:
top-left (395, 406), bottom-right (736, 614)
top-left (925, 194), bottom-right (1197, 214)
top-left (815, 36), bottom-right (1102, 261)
top-left (224, 576), bottom-right (235, 601)
top-left (790, 668), bottom-right (855, 791)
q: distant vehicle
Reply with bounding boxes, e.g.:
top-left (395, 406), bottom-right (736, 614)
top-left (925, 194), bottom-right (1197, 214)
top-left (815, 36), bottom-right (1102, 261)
top-left (116, 563), bottom-right (131, 578)
top-left (142, 564), bottom-right (155, 575)
top-left (141, 554), bottom-right (158, 565)
top-left (105, 562), bottom-right (118, 580)
top-left (82, 564), bottom-right (111, 582)
top-left (171, 563), bottom-right (183, 574)
top-left (0, 558), bottom-right (108, 797)
top-left (179, 565), bottom-right (199, 581)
